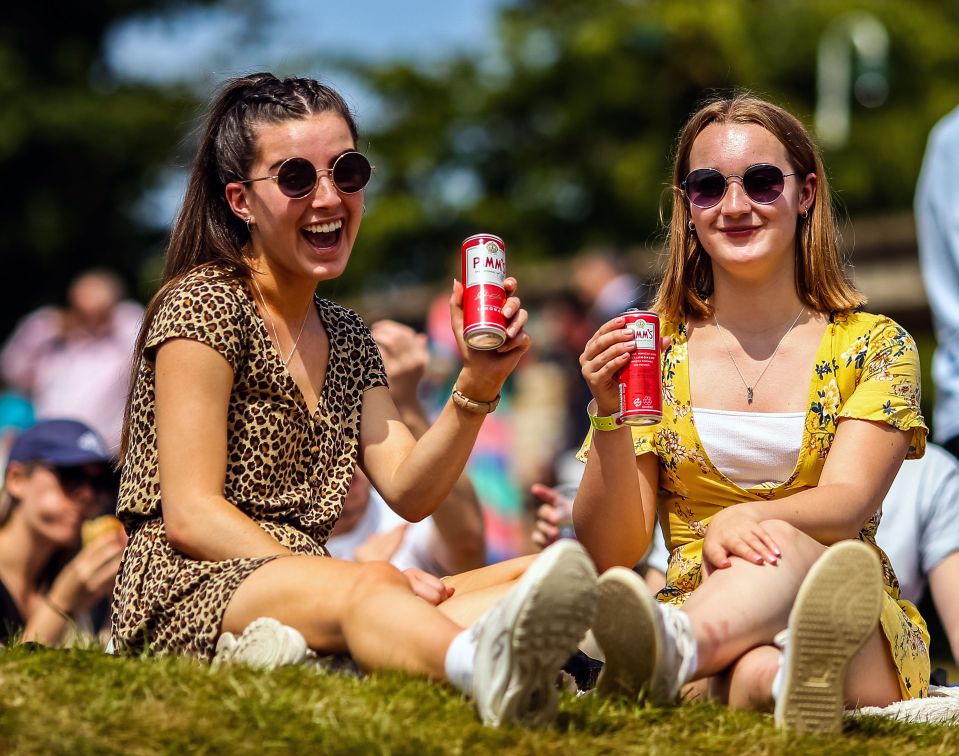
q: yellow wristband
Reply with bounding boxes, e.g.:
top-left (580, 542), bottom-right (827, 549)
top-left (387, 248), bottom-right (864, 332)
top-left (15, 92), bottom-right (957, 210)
top-left (587, 399), bottom-right (623, 432)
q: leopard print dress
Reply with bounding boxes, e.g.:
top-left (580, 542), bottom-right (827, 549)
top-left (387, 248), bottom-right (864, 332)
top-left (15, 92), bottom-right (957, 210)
top-left (112, 265), bottom-right (387, 660)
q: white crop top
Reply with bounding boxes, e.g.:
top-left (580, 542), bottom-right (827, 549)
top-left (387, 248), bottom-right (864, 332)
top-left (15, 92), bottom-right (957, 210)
top-left (692, 407), bottom-right (806, 489)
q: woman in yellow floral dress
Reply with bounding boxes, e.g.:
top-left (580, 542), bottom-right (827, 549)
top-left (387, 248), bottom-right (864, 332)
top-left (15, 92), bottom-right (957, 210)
top-left (573, 93), bottom-right (929, 734)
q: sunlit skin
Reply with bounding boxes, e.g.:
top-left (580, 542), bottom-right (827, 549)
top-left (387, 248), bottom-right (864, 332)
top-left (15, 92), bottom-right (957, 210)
top-left (688, 122), bottom-right (816, 289)
top-left (224, 113), bottom-right (364, 345)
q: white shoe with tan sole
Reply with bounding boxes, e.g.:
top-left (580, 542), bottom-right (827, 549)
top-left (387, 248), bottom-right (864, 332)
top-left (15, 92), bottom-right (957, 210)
top-left (773, 540), bottom-right (884, 734)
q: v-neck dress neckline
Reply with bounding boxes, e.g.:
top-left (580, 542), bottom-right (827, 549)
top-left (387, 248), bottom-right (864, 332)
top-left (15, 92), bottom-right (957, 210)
top-left (243, 283), bottom-right (332, 419)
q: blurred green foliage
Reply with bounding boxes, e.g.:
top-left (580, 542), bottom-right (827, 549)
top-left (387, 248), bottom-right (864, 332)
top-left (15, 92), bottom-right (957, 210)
top-left (342, 0), bottom-right (959, 293)
top-left (0, 2), bottom-right (208, 340)
top-left (3, 0), bottom-right (959, 341)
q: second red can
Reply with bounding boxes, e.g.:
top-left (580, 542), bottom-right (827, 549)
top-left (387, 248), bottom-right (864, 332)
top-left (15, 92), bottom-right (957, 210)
top-left (461, 233), bottom-right (507, 350)
top-left (617, 309), bottom-right (663, 426)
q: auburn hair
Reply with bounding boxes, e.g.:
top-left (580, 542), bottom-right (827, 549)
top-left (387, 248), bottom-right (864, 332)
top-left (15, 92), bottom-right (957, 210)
top-left (653, 92), bottom-right (865, 324)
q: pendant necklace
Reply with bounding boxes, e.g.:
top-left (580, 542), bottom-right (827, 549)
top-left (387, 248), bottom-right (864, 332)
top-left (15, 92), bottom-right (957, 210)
top-left (251, 276), bottom-right (311, 367)
top-left (713, 306), bottom-right (806, 404)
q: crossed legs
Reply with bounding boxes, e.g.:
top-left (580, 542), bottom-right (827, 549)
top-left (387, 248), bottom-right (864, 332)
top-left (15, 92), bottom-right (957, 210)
top-left (223, 555), bottom-right (459, 677)
top-left (681, 519), bottom-right (900, 710)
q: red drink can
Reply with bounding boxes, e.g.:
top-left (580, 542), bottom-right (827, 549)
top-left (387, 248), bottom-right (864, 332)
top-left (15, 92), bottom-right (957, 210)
top-left (461, 233), bottom-right (507, 350)
top-left (617, 310), bottom-right (663, 426)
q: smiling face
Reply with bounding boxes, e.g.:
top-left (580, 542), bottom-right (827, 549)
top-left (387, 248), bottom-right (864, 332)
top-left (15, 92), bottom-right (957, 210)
top-left (4, 463), bottom-right (103, 548)
top-left (687, 122), bottom-right (816, 283)
top-left (226, 112), bottom-right (364, 283)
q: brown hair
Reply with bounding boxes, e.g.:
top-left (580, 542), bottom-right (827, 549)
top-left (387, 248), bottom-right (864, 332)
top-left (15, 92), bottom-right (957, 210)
top-left (653, 92), bottom-right (865, 324)
top-left (117, 73), bottom-right (360, 465)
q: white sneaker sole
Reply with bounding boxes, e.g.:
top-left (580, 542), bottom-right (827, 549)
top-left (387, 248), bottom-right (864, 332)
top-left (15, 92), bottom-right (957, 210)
top-left (774, 540), bottom-right (883, 734)
top-left (479, 540), bottom-right (598, 727)
top-left (212, 617), bottom-right (310, 670)
top-left (593, 566), bottom-right (660, 701)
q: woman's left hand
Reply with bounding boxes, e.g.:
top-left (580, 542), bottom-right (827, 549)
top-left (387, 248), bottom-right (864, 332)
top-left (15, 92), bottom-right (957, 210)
top-left (449, 277), bottom-right (531, 399)
top-left (403, 567), bottom-right (455, 605)
top-left (702, 505), bottom-right (781, 572)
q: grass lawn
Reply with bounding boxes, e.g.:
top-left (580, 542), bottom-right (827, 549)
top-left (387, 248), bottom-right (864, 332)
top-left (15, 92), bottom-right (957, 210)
top-left (1, 647), bottom-right (958, 755)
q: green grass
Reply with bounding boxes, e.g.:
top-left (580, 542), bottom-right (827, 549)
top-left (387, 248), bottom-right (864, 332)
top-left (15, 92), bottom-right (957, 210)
top-left (1, 648), bottom-right (958, 755)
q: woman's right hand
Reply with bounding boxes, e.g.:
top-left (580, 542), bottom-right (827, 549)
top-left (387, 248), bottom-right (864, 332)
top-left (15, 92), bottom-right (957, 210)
top-left (579, 316), bottom-right (637, 413)
top-left (47, 529), bottom-right (126, 615)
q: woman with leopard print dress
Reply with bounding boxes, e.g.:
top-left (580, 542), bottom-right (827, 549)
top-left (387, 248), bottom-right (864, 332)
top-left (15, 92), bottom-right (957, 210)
top-left (110, 72), bottom-right (598, 729)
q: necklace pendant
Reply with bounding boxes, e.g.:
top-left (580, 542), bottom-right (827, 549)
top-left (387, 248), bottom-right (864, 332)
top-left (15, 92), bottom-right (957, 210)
top-left (746, 387), bottom-right (754, 404)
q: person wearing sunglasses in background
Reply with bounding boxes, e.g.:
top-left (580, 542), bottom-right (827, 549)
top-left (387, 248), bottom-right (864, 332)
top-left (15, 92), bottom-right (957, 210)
top-left (573, 93), bottom-right (929, 733)
top-left (0, 419), bottom-right (126, 647)
top-left (110, 72), bottom-right (599, 729)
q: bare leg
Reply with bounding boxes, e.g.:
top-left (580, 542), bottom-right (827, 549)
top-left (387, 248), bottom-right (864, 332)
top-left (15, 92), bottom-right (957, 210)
top-left (716, 625), bottom-right (900, 712)
top-left (443, 554), bottom-right (535, 593)
top-left (682, 520), bottom-right (827, 677)
top-left (594, 525), bottom-right (902, 717)
top-left (437, 554), bottom-right (538, 626)
top-left (223, 556), bottom-right (459, 678)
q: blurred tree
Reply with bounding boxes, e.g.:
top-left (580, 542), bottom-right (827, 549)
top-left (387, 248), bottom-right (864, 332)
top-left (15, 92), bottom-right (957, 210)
top-left (0, 2), bottom-right (212, 343)
top-left (337, 0), bottom-right (959, 295)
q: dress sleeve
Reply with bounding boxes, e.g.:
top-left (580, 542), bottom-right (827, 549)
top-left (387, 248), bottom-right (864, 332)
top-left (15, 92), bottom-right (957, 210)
top-left (144, 272), bottom-right (247, 374)
top-left (837, 317), bottom-right (927, 458)
top-left (355, 315), bottom-right (388, 392)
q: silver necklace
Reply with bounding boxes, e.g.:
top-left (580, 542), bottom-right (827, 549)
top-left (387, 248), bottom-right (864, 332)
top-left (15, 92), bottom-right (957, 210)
top-left (713, 306), bottom-right (806, 404)
top-left (251, 276), bottom-right (310, 367)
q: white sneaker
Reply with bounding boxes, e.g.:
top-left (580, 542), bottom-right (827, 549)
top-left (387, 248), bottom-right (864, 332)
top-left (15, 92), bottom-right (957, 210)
top-left (773, 540), bottom-right (884, 734)
top-left (471, 539), bottom-right (598, 727)
top-left (212, 617), bottom-right (311, 670)
top-left (593, 566), bottom-right (696, 704)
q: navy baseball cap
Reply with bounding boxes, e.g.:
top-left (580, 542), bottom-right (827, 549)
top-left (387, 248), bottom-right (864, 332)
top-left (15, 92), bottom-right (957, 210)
top-left (7, 419), bottom-right (111, 466)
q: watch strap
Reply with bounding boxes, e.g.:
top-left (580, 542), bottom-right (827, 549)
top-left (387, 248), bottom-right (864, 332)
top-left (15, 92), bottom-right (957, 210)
top-left (452, 388), bottom-right (500, 414)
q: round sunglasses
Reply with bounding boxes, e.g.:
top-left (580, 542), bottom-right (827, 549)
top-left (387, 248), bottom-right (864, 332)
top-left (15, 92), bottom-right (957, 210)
top-left (682, 164), bottom-right (798, 209)
top-left (239, 151), bottom-right (374, 199)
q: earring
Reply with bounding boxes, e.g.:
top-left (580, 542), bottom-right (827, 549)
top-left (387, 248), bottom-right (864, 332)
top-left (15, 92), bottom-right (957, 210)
top-left (800, 207), bottom-right (808, 219)
top-left (688, 220), bottom-right (695, 232)
top-left (245, 216), bottom-right (255, 230)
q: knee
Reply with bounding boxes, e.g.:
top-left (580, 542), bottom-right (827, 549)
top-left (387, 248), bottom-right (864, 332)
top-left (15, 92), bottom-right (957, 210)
top-left (760, 519), bottom-right (825, 568)
top-left (348, 561), bottom-right (409, 600)
top-left (762, 519), bottom-right (819, 552)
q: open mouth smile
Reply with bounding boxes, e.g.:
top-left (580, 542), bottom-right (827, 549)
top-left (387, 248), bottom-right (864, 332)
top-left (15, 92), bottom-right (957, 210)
top-left (302, 219), bottom-right (343, 249)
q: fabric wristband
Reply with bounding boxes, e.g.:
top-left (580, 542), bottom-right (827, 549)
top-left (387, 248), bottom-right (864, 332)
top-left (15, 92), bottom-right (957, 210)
top-left (452, 388), bottom-right (500, 414)
top-left (587, 399), bottom-right (623, 431)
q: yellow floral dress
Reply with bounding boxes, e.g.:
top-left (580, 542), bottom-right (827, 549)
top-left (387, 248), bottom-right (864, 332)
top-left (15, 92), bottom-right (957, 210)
top-left (581, 311), bottom-right (930, 699)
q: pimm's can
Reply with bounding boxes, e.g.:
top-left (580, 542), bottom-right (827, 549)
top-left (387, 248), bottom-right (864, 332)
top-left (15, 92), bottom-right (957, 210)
top-left (617, 309), bottom-right (663, 426)
top-left (461, 233), bottom-right (507, 350)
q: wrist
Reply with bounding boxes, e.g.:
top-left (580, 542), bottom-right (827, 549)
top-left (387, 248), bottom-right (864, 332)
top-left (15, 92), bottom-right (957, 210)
top-left (587, 399), bottom-right (625, 432)
top-left (42, 594), bottom-right (74, 619)
top-left (454, 368), bottom-right (501, 403)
